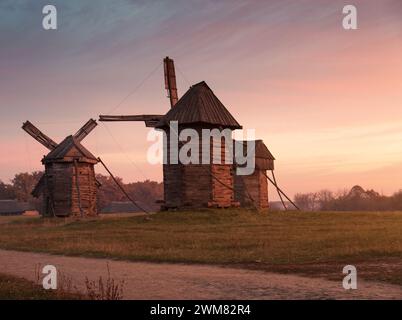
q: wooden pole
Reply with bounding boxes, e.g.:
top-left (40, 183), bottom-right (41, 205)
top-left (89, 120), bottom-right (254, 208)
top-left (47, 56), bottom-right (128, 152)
top-left (97, 157), bottom-right (150, 214)
top-left (263, 171), bottom-right (300, 211)
top-left (270, 170), bottom-right (287, 210)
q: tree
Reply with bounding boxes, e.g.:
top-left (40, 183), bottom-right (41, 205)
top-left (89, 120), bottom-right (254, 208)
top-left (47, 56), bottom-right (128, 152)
top-left (294, 192), bottom-right (318, 211)
top-left (316, 189), bottom-right (334, 210)
top-left (11, 171), bottom-right (43, 202)
top-left (0, 180), bottom-right (15, 200)
top-left (95, 174), bottom-right (164, 211)
top-left (125, 180), bottom-right (163, 211)
top-left (96, 174), bottom-right (126, 210)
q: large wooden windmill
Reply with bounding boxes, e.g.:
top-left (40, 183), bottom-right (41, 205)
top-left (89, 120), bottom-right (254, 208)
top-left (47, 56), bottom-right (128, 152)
top-left (22, 119), bottom-right (99, 217)
top-left (100, 57), bottom-right (244, 209)
top-left (99, 57), bottom-right (292, 210)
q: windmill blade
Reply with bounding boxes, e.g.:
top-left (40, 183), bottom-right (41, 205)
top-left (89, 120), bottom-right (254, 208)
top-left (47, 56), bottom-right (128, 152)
top-left (22, 121), bottom-right (58, 150)
top-left (164, 56), bottom-right (178, 108)
top-left (73, 118), bottom-right (98, 142)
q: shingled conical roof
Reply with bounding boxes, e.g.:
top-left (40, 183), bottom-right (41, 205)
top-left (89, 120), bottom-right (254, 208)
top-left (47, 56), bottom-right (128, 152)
top-left (155, 81), bottom-right (242, 129)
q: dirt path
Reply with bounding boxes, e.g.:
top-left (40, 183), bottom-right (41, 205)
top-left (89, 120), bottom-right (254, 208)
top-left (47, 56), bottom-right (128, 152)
top-left (0, 249), bottom-right (401, 299)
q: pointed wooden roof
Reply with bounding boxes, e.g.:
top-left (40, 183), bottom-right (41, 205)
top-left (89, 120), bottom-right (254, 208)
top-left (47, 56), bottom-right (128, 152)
top-left (43, 135), bottom-right (97, 163)
top-left (155, 81), bottom-right (242, 129)
top-left (234, 140), bottom-right (275, 170)
top-left (234, 140), bottom-right (275, 160)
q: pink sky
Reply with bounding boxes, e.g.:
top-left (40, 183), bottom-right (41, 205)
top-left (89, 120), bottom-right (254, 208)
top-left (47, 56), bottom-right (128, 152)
top-left (1, 0), bottom-right (402, 199)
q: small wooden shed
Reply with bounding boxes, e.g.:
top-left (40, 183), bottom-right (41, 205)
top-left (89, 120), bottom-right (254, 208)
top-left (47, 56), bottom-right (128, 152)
top-left (234, 140), bottom-right (275, 208)
top-left (155, 81), bottom-right (242, 209)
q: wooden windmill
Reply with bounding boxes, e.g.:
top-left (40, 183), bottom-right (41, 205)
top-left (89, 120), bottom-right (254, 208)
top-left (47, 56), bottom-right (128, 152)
top-left (100, 57), bottom-right (244, 209)
top-left (22, 119), bottom-right (99, 217)
top-left (99, 57), bottom-right (293, 210)
top-left (154, 80), bottom-right (242, 209)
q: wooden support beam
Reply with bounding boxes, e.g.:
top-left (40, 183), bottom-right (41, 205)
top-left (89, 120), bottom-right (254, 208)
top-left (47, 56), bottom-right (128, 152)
top-left (270, 170), bottom-right (287, 210)
top-left (263, 171), bottom-right (300, 211)
top-left (97, 157), bottom-right (150, 214)
top-left (99, 115), bottom-right (164, 127)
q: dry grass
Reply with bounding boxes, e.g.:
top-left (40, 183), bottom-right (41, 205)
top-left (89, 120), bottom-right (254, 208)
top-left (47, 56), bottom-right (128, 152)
top-left (84, 263), bottom-right (124, 300)
top-left (0, 209), bottom-right (401, 284)
top-left (0, 266), bottom-right (124, 300)
top-left (0, 215), bottom-right (38, 225)
top-left (0, 272), bottom-right (81, 300)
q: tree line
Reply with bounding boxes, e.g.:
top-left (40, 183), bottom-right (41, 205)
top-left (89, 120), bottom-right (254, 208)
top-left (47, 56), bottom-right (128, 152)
top-left (0, 171), bottom-right (163, 211)
top-left (3, 173), bottom-right (401, 212)
top-left (294, 185), bottom-right (402, 211)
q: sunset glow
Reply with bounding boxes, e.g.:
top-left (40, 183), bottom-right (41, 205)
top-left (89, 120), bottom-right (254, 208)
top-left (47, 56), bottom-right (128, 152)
top-left (1, 0), bottom-right (402, 199)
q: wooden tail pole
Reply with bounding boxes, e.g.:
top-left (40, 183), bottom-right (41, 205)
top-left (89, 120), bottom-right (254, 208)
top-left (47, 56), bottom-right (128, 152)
top-left (97, 157), bottom-right (150, 214)
top-left (263, 172), bottom-right (300, 211)
top-left (271, 170), bottom-right (287, 210)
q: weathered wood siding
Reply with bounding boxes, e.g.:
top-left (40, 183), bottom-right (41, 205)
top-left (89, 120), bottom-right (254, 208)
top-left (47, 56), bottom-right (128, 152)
top-left (162, 126), bottom-right (235, 209)
top-left (42, 161), bottom-right (97, 217)
top-left (71, 162), bottom-right (97, 217)
top-left (45, 163), bottom-right (72, 216)
top-left (210, 164), bottom-right (234, 207)
top-left (234, 169), bottom-right (268, 208)
top-left (258, 170), bottom-right (269, 208)
top-left (182, 164), bottom-right (212, 207)
top-left (163, 164), bottom-right (183, 208)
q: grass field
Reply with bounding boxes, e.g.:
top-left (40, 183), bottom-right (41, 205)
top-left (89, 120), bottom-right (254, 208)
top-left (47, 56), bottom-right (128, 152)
top-left (0, 273), bottom-right (80, 300)
top-left (0, 209), bottom-right (401, 285)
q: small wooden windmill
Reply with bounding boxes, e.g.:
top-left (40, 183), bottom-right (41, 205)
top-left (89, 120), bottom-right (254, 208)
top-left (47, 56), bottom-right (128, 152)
top-left (22, 119), bottom-right (99, 217)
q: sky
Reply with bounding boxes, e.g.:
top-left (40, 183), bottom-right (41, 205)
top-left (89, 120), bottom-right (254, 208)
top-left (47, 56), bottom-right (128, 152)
top-left (1, 0), bottom-right (402, 199)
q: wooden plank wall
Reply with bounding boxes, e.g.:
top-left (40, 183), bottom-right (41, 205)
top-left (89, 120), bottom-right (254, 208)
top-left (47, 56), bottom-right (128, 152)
top-left (234, 169), bottom-right (269, 208)
top-left (183, 164), bottom-right (212, 207)
top-left (71, 162), bottom-right (97, 217)
top-left (46, 163), bottom-right (72, 216)
top-left (210, 164), bottom-right (233, 207)
top-left (42, 161), bottom-right (97, 217)
top-left (163, 126), bottom-right (236, 209)
top-left (163, 164), bottom-right (183, 208)
top-left (258, 170), bottom-right (269, 208)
